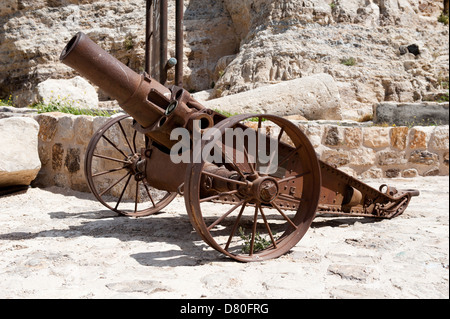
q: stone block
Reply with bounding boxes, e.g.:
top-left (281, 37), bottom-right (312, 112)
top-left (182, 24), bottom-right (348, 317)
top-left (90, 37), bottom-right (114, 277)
top-left (349, 148), bottom-right (376, 166)
top-left (360, 167), bottom-right (383, 179)
top-left (35, 113), bottom-right (59, 142)
top-left (324, 126), bottom-right (344, 147)
top-left (374, 102), bottom-right (449, 126)
top-left (409, 126), bottom-right (434, 150)
top-left (363, 127), bottom-right (390, 148)
top-left (337, 167), bottom-right (357, 177)
top-left (343, 127), bottom-right (362, 148)
top-left (378, 150), bottom-right (407, 166)
top-left (297, 123), bottom-right (324, 148)
top-left (423, 167), bottom-right (440, 176)
top-left (385, 168), bottom-right (401, 178)
top-left (54, 115), bottom-right (75, 142)
top-left (391, 126), bottom-right (409, 150)
top-left (321, 149), bottom-right (351, 167)
top-left (74, 116), bottom-right (94, 145)
top-left (408, 150), bottom-right (439, 165)
top-left (93, 116), bottom-right (112, 133)
top-left (0, 117), bottom-right (41, 187)
top-left (429, 126), bottom-right (449, 151)
top-left (204, 74), bottom-right (343, 120)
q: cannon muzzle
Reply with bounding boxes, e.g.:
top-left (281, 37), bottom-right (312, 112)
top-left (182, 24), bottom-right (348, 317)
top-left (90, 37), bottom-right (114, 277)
top-left (60, 32), bottom-right (171, 128)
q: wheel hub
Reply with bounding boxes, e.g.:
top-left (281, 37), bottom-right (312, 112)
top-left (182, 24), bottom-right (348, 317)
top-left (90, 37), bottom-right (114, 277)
top-left (253, 177), bottom-right (279, 203)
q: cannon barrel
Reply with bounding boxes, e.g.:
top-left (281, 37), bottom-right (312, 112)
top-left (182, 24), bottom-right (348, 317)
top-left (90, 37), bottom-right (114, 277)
top-left (60, 32), bottom-right (171, 128)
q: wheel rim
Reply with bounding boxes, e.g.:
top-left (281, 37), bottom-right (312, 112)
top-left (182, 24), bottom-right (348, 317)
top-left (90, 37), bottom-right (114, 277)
top-left (185, 114), bottom-right (321, 261)
top-left (85, 114), bottom-right (176, 217)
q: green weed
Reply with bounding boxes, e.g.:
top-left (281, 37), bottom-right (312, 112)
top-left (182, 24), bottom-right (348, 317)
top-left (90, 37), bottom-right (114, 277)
top-left (30, 97), bottom-right (116, 117)
top-left (238, 226), bottom-right (275, 254)
top-left (0, 95), bottom-right (13, 107)
top-left (340, 57), bottom-right (357, 66)
top-left (212, 108), bottom-right (267, 123)
top-left (438, 13), bottom-right (449, 25)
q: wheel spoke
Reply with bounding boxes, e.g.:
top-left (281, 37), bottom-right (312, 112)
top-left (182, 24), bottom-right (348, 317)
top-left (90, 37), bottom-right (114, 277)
top-left (207, 199), bottom-right (246, 231)
top-left (132, 130), bottom-right (138, 154)
top-left (224, 201), bottom-right (247, 251)
top-left (99, 171), bottom-right (131, 197)
top-left (134, 180), bottom-right (140, 213)
top-left (255, 122), bottom-right (260, 171)
top-left (243, 144), bottom-right (257, 175)
top-left (143, 182), bottom-right (156, 207)
top-left (93, 153), bottom-right (131, 165)
top-left (222, 150), bottom-right (247, 180)
top-left (278, 171), bottom-right (311, 183)
top-left (92, 166), bottom-right (127, 178)
top-left (277, 128), bottom-right (285, 142)
top-left (278, 145), bottom-right (303, 168)
top-left (259, 205), bottom-right (277, 249)
top-left (101, 135), bottom-right (129, 158)
top-left (114, 173), bottom-right (133, 210)
top-left (271, 201), bottom-right (298, 229)
top-left (249, 205), bottom-right (259, 256)
top-left (118, 121), bottom-right (134, 154)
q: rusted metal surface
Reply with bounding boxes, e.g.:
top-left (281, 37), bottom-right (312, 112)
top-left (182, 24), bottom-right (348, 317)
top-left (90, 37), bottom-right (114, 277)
top-left (146, 0), bottom-right (183, 85)
top-left (318, 161), bottom-right (418, 219)
top-left (60, 32), bottom-right (170, 129)
top-left (84, 114), bottom-right (177, 217)
top-left (145, 0), bottom-right (153, 75)
top-left (184, 114), bottom-right (322, 261)
top-left (60, 18), bottom-right (419, 261)
top-left (175, 0), bottom-right (184, 86)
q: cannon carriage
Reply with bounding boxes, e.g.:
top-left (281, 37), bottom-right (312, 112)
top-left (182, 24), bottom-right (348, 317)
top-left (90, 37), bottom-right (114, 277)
top-left (59, 2), bottom-right (418, 262)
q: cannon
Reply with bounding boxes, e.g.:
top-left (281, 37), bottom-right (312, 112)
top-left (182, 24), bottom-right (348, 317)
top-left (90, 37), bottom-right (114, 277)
top-left (60, 32), bottom-right (419, 262)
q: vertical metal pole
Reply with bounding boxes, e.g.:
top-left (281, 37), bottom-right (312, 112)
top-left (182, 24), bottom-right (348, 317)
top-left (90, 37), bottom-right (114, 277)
top-left (160, 0), bottom-right (168, 84)
top-left (145, 0), bottom-right (153, 75)
top-left (175, 0), bottom-right (184, 86)
top-left (151, 0), bottom-right (159, 81)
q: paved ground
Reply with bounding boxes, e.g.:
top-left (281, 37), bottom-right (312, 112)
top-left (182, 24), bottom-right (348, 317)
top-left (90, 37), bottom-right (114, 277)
top-left (0, 176), bottom-right (448, 299)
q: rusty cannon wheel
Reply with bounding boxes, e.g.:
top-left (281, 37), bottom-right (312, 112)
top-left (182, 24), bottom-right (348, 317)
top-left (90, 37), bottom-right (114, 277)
top-left (184, 114), bottom-right (321, 261)
top-left (85, 114), bottom-right (177, 217)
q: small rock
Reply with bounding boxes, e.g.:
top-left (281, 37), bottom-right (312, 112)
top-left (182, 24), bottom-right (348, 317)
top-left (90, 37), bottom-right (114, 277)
top-left (402, 168), bottom-right (419, 178)
top-left (34, 76), bottom-right (99, 109)
top-left (407, 44), bottom-right (420, 56)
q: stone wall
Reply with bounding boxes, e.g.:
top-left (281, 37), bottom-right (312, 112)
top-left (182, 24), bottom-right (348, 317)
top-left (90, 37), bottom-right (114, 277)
top-left (23, 112), bottom-right (449, 195)
top-left (212, 0), bottom-right (450, 119)
top-left (1, 0), bottom-right (449, 121)
top-left (0, 0), bottom-right (241, 107)
top-left (296, 121), bottom-right (449, 178)
top-left (32, 112), bottom-right (104, 192)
